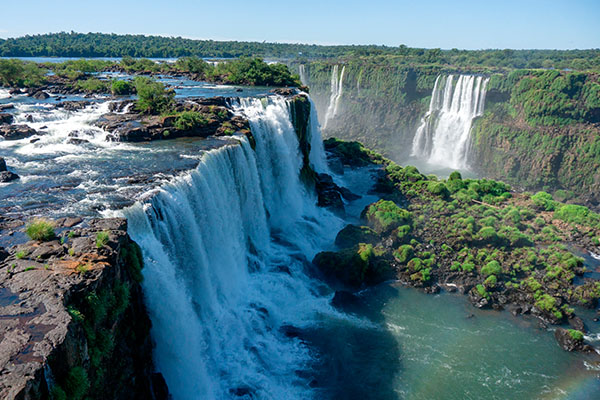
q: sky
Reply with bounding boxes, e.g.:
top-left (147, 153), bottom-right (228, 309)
top-left (0, 0), bottom-right (599, 49)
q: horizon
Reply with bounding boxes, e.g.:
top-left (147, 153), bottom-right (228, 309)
top-left (1, 31), bottom-right (600, 52)
top-left (0, 0), bottom-right (598, 50)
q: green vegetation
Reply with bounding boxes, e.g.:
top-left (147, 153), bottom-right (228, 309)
top-left (25, 218), bottom-right (55, 241)
top-left (365, 200), bottom-right (412, 233)
top-left (2, 32), bottom-right (599, 71)
top-left (133, 76), bottom-right (174, 114)
top-left (15, 250), bottom-right (27, 259)
top-left (174, 111), bottom-right (208, 131)
top-left (568, 329), bottom-right (584, 341)
top-left (110, 79), bottom-right (134, 95)
top-left (95, 231), bottom-right (110, 249)
top-left (0, 58), bottom-right (46, 87)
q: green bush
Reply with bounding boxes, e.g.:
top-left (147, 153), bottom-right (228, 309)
top-left (484, 274), bottom-right (497, 287)
top-left (568, 329), bottom-right (584, 341)
top-left (365, 200), bottom-right (412, 233)
top-left (134, 76), bottom-right (174, 114)
top-left (76, 78), bottom-right (109, 93)
top-left (25, 218), bottom-right (55, 241)
top-left (111, 79), bottom-right (134, 95)
top-left (174, 111), bottom-right (208, 131)
top-left (481, 260), bottom-right (502, 276)
top-left (427, 181), bottom-right (450, 199)
top-left (531, 191), bottom-right (557, 211)
top-left (554, 204), bottom-right (599, 226)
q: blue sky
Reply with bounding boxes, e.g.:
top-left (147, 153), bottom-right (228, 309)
top-left (1, 0), bottom-right (598, 49)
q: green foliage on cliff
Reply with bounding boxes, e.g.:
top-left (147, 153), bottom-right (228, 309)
top-left (174, 111), bottom-right (208, 130)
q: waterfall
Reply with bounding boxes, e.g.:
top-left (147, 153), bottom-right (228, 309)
top-left (411, 74), bottom-right (489, 170)
top-left (298, 64), bottom-right (308, 86)
top-left (124, 95), bottom-right (343, 400)
top-left (323, 65), bottom-right (345, 129)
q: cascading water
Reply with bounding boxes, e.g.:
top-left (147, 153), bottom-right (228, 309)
top-left (323, 65), bottom-right (345, 129)
top-left (124, 95), bottom-right (344, 399)
top-left (411, 74), bottom-right (489, 170)
top-left (298, 64), bottom-right (308, 86)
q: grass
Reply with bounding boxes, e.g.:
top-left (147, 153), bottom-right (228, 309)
top-left (15, 250), bottom-right (27, 259)
top-left (25, 218), bottom-right (55, 241)
top-left (95, 231), bottom-right (110, 249)
top-left (75, 263), bottom-right (91, 275)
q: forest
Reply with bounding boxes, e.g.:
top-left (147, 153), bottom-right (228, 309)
top-left (1, 32), bottom-right (599, 70)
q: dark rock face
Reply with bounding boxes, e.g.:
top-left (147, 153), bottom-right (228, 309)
top-left (554, 327), bottom-right (585, 352)
top-left (0, 157), bottom-right (6, 172)
top-left (56, 100), bottom-right (91, 111)
top-left (30, 90), bottom-right (49, 100)
top-left (335, 224), bottom-right (378, 248)
top-left (0, 104), bottom-right (15, 111)
top-left (0, 171), bottom-right (19, 183)
top-left (0, 113), bottom-right (13, 124)
top-left (0, 124), bottom-right (38, 140)
top-left (0, 218), bottom-right (161, 400)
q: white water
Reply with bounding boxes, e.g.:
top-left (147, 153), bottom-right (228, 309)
top-left (124, 96), bottom-right (345, 399)
top-left (323, 65), bottom-right (345, 130)
top-left (411, 74), bottom-right (489, 170)
top-left (299, 65), bottom-right (308, 86)
top-left (0, 88), bottom-right (10, 99)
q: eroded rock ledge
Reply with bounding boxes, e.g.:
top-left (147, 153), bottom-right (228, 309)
top-left (0, 218), bottom-right (164, 400)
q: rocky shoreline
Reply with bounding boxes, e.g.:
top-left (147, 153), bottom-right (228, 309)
top-left (314, 138), bottom-right (600, 355)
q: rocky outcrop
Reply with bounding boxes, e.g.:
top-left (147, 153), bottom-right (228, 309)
top-left (95, 98), bottom-right (249, 142)
top-left (56, 100), bottom-right (91, 111)
top-left (0, 218), bottom-right (161, 400)
top-left (0, 125), bottom-right (38, 141)
top-left (0, 171), bottom-right (19, 183)
top-left (554, 328), bottom-right (588, 352)
top-left (0, 113), bottom-right (13, 124)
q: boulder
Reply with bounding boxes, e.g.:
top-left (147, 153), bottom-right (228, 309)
top-left (335, 224), bottom-right (378, 248)
top-left (554, 327), bottom-right (585, 352)
top-left (56, 100), bottom-right (91, 111)
top-left (31, 91), bottom-right (49, 100)
top-left (0, 171), bottom-right (19, 183)
top-left (568, 316), bottom-right (586, 332)
top-left (0, 104), bottom-right (15, 111)
top-left (8, 88), bottom-right (22, 95)
top-left (0, 124), bottom-right (38, 140)
top-left (0, 113), bottom-right (13, 124)
top-left (0, 157), bottom-right (6, 172)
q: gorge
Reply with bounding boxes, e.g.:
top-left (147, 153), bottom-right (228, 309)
top-left (1, 51), bottom-right (600, 400)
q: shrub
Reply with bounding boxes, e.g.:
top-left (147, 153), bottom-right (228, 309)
top-left (462, 262), bottom-right (475, 272)
top-left (174, 111), bottom-right (208, 131)
top-left (76, 78), bottom-right (109, 93)
top-left (568, 329), bottom-right (584, 341)
top-left (95, 231), bottom-right (109, 249)
top-left (365, 200), bottom-right (412, 233)
top-left (554, 204), bottom-right (599, 226)
top-left (111, 79), bottom-right (134, 95)
top-left (481, 260), bottom-right (502, 276)
top-left (134, 76), bottom-right (174, 114)
top-left (26, 218), bottom-right (55, 241)
top-left (15, 250), bottom-right (27, 259)
top-left (531, 191), bottom-right (557, 211)
top-left (484, 274), bottom-right (497, 287)
top-left (476, 284), bottom-right (490, 299)
top-left (427, 181), bottom-right (450, 199)
top-left (449, 171), bottom-right (462, 180)
top-left (478, 226), bottom-right (500, 244)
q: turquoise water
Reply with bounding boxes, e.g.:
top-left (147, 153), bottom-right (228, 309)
top-left (307, 284), bottom-right (600, 400)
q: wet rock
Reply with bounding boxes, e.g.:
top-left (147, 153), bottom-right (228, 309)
top-left (8, 88), bottom-right (22, 95)
top-left (151, 373), bottom-right (169, 400)
top-left (271, 88), bottom-right (298, 96)
top-left (0, 124), bottom-right (38, 140)
top-left (31, 90), bottom-right (49, 100)
top-left (315, 173), bottom-right (345, 213)
top-left (66, 138), bottom-right (89, 145)
top-left (0, 104), bottom-right (15, 111)
top-left (29, 138), bottom-right (39, 143)
top-left (0, 113), bottom-right (13, 124)
top-left (29, 240), bottom-right (65, 260)
top-left (331, 290), bottom-right (362, 311)
top-left (108, 100), bottom-right (134, 113)
top-left (56, 100), bottom-right (91, 111)
top-left (554, 327), bottom-right (585, 352)
top-left (0, 247), bottom-right (8, 262)
top-left (568, 316), bottom-right (586, 332)
top-left (335, 224), bottom-right (378, 248)
top-left (0, 171), bottom-right (19, 183)
top-left (0, 157), bottom-right (6, 172)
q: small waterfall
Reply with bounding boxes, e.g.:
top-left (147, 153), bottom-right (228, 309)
top-left (298, 64), bottom-right (308, 86)
top-left (125, 95), bottom-right (343, 399)
top-left (411, 74), bottom-right (489, 170)
top-left (323, 65), bottom-right (345, 129)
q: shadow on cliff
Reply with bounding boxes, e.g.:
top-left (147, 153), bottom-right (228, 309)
top-left (291, 283), bottom-right (402, 400)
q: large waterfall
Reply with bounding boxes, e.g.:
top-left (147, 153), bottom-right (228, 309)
top-left (323, 65), bottom-right (345, 129)
top-left (124, 96), bottom-right (344, 399)
top-left (298, 64), bottom-right (308, 86)
top-left (411, 74), bottom-right (489, 170)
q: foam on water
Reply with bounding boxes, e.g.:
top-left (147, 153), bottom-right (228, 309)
top-left (121, 96), bottom-right (349, 399)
